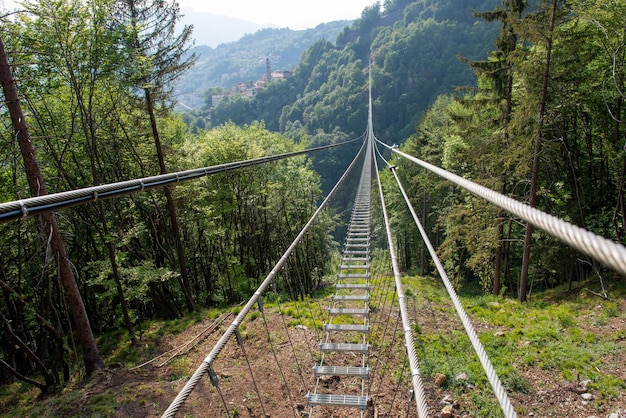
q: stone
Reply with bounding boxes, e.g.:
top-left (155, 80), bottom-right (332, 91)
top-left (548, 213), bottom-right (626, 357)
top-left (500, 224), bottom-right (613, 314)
top-left (455, 372), bottom-right (468, 382)
top-left (434, 373), bottom-right (447, 387)
top-left (440, 394), bottom-right (453, 405)
top-left (441, 405), bottom-right (453, 418)
top-left (580, 393), bottom-right (595, 401)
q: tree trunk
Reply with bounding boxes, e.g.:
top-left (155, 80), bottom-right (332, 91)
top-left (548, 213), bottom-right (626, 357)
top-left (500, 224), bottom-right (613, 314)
top-left (0, 37), bottom-right (105, 375)
top-left (519, 0), bottom-right (558, 302)
top-left (144, 88), bottom-right (195, 312)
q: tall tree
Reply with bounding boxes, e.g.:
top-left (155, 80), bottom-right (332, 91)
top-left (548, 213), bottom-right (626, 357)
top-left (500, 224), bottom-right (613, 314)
top-left (518, 0), bottom-right (560, 302)
top-left (0, 36), bottom-right (105, 375)
top-left (470, 0), bottom-right (526, 296)
top-left (115, 0), bottom-right (196, 311)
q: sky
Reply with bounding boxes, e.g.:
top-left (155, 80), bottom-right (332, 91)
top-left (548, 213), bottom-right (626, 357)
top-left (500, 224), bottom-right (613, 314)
top-left (2, 0), bottom-right (377, 29)
top-left (177, 0), bottom-right (375, 29)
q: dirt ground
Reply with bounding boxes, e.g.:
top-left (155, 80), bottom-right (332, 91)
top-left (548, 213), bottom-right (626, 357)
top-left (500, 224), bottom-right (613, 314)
top-left (2, 292), bottom-right (625, 418)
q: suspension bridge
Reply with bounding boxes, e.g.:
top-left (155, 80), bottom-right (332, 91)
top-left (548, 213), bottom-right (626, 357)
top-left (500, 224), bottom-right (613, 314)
top-left (2, 69), bottom-right (626, 417)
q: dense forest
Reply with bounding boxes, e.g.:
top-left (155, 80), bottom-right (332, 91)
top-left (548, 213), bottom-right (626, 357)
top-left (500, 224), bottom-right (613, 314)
top-left (1, 0), bottom-right (625, 403)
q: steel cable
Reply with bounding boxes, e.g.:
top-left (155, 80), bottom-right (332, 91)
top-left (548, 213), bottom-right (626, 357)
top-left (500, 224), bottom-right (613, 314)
top-left (162, 139), bottom-right (367, 417)
top-left (389, 165), bottom-right (517, 418)
top-left (0, 138), bottom-right (360, 223)
top-left (373, 141), bottom-right (430, 418)
top-left (377, 140), bottom-right (626, 278)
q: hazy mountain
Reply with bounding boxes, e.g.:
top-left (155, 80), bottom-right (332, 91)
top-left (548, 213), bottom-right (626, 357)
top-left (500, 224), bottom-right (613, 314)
top-left (180, 8), bottom-right (271, 48)
top-left (174, 21), bottom-right (349, 110)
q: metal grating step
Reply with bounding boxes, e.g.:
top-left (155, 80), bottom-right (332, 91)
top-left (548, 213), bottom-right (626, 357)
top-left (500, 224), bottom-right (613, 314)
top-left (332, 295), bottom-right (369, 302)
top-left (324, 324), bottom-right (369, 333)
top-left (344, 243), bottom-right (369, 248)
top-left (314, 366), bottom-right (369, 379)
top-left (342, 257), bottom-right (369, 262)
top-left (336, 283), bottom-right (372, 290)
top-left (340, 264), bottom-right (370, 270)
top-left (307, 393), bottom-right (369, 410)
top-left (320, 343), bottom-right (369, 354)
top-left (342, 250), bottom-right (369, 255)
top-left (337, 273), bottom-right (370, 279)
top-left (329, 308), bottom-right (369, 316)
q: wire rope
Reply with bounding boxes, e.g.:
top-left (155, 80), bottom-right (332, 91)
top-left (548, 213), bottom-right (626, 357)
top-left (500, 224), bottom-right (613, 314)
top-left (162, 138), bottom-right (367, 418)
top-left (376, 139), bottom-right (626, 279)
top-left (257, 298), bottom-right (299, 418)
top-left (388, 165), bottom-right (517, 418)
top-left (373, 142), bottom-right (429, 417)
top-left (0, 137), bottom-right (360, 223)
top-left (234, 327), bottom-right (268, 417)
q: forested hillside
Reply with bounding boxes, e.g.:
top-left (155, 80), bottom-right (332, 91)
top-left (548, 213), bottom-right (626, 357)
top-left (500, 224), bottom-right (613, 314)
top-left (174, 22), bottom-right (348, 109)
top-left (0, 0), bottom-right (333, 389)
top-left (205, 0), bottom-right (501, 192)
top-left (1, 0), bottom-right (626, 413)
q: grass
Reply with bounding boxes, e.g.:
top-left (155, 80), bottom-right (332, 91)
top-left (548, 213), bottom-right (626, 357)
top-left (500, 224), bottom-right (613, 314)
top-left (404, 275), bottom-right (626, 415)
top-left (1, 272), bottom-right (624, 417)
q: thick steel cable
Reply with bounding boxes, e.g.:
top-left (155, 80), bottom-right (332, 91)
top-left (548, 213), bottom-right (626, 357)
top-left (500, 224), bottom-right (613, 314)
top-left (373, 143), bottom-right (429, 418)
top-left (162, 139), bottom-right (367, 418)
top-left (389, 166), bottom-right (517, 418)
top-left (377, 140), bottom-right (626, 278)
top-left (0, 137), bottom-right (360, 223)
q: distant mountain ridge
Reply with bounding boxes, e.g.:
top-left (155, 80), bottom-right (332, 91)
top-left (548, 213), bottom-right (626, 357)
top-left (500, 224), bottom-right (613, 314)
top-left (180, 8), bottom-right (271, 48)
top-left (174, 21), bottom-right (349, 110)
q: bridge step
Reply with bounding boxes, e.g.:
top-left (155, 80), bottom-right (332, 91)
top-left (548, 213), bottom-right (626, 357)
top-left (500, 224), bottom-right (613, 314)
top-left (307, 393), bottom-right (369, 410)
top-left (320, 343), bottom-right (369, 354)
top-left (337, 273), bottom-right (370, 279)
top-left (339, 264), bottom-right (369, 270)
top-left (328, 308), bottom-right (369, 316)
top-left (342, 257), bottom-right (369, 263)
top-left (342, 250), bottom-right (369, 255)
top-left (332, 295), bottom-right (369, 302)
top-left (344, 243), bottom-right (369, 248)
top-left (314, 365), bottom-right (369, 379)
top-left (335, 283), bottom-right (372, 290)
top-left (324, 324), bottom-right (369, 333)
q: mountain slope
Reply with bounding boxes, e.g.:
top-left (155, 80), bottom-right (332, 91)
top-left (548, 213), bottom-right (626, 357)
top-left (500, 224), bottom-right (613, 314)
top-left (174, 22), bottom-right (349, 109)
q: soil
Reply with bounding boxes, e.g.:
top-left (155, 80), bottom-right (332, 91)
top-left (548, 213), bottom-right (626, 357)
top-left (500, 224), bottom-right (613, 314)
top-left (1, 290), bottom-right (625, 418)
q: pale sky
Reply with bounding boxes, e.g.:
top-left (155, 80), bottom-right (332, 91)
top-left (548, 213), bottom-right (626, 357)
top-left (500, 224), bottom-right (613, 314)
top-left (179, 0), bottom-right (376, 29)
top-left (2, 0), bottom-right (378, 30)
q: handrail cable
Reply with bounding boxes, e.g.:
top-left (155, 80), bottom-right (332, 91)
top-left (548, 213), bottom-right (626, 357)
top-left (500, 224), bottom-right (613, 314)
top-left (388, 164), bottom-right (517, 418)
top-left (0, 136), bottom-right (361, 223)
top-left (162, 138), bottom-right (367, 417)
top-left (376, 139), bottom-right (626, 278)
top-left (373, 139), bottom-right (429, 418)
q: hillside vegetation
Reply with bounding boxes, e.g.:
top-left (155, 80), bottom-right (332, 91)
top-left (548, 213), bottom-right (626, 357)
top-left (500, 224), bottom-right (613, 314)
top-left (1, 274), bottom-right (624, 417)
top-left (1, 0), bottom-right (626, 415)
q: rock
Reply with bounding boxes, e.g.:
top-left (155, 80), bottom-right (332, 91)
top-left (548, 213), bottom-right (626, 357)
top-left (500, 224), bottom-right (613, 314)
top-left (453, 400), bottom-right (461, 410)
top-left (440, 394), bottom-right (453, 405)
top-left (580, 393), bottom-right (595, 401)
top-left (441, 405), bottom-right (453, 418)
top-left (494, 330), bottom-right (506, 337)
top-left (455, 372), bottom-right (468, 382)
top-left (571, 379), bottom-right (592, 394)
top-left (434, 373), bottom-right (447, 387)
top-left (295, 324), bottom-right (308, 331)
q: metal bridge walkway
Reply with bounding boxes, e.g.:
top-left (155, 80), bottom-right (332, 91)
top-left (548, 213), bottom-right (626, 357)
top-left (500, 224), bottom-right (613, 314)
top-left (307, 142), bottom-right (373, 415)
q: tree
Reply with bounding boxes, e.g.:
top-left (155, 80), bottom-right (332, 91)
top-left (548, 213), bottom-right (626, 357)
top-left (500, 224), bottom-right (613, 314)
top-left (470, 0), bottom-right (526, 295)
top-left (518, 0), bottom-right (561, 302)
top-left (0, 36), bottom-right (105, 375)
top-left (115, 0), bottom-right (196, 311)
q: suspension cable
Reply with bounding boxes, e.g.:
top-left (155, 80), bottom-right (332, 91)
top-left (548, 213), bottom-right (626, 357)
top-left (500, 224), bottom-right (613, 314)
top-left (373, 142), bottom-right (429, 418)
top-left (162, 139), bottom-right (367, 418)
top-left (0, 137), bottom-right (360, 223)
top-left (389, 165), bottom-right (517, 418)
top-left (376, 139), bottom-right (626, 278)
